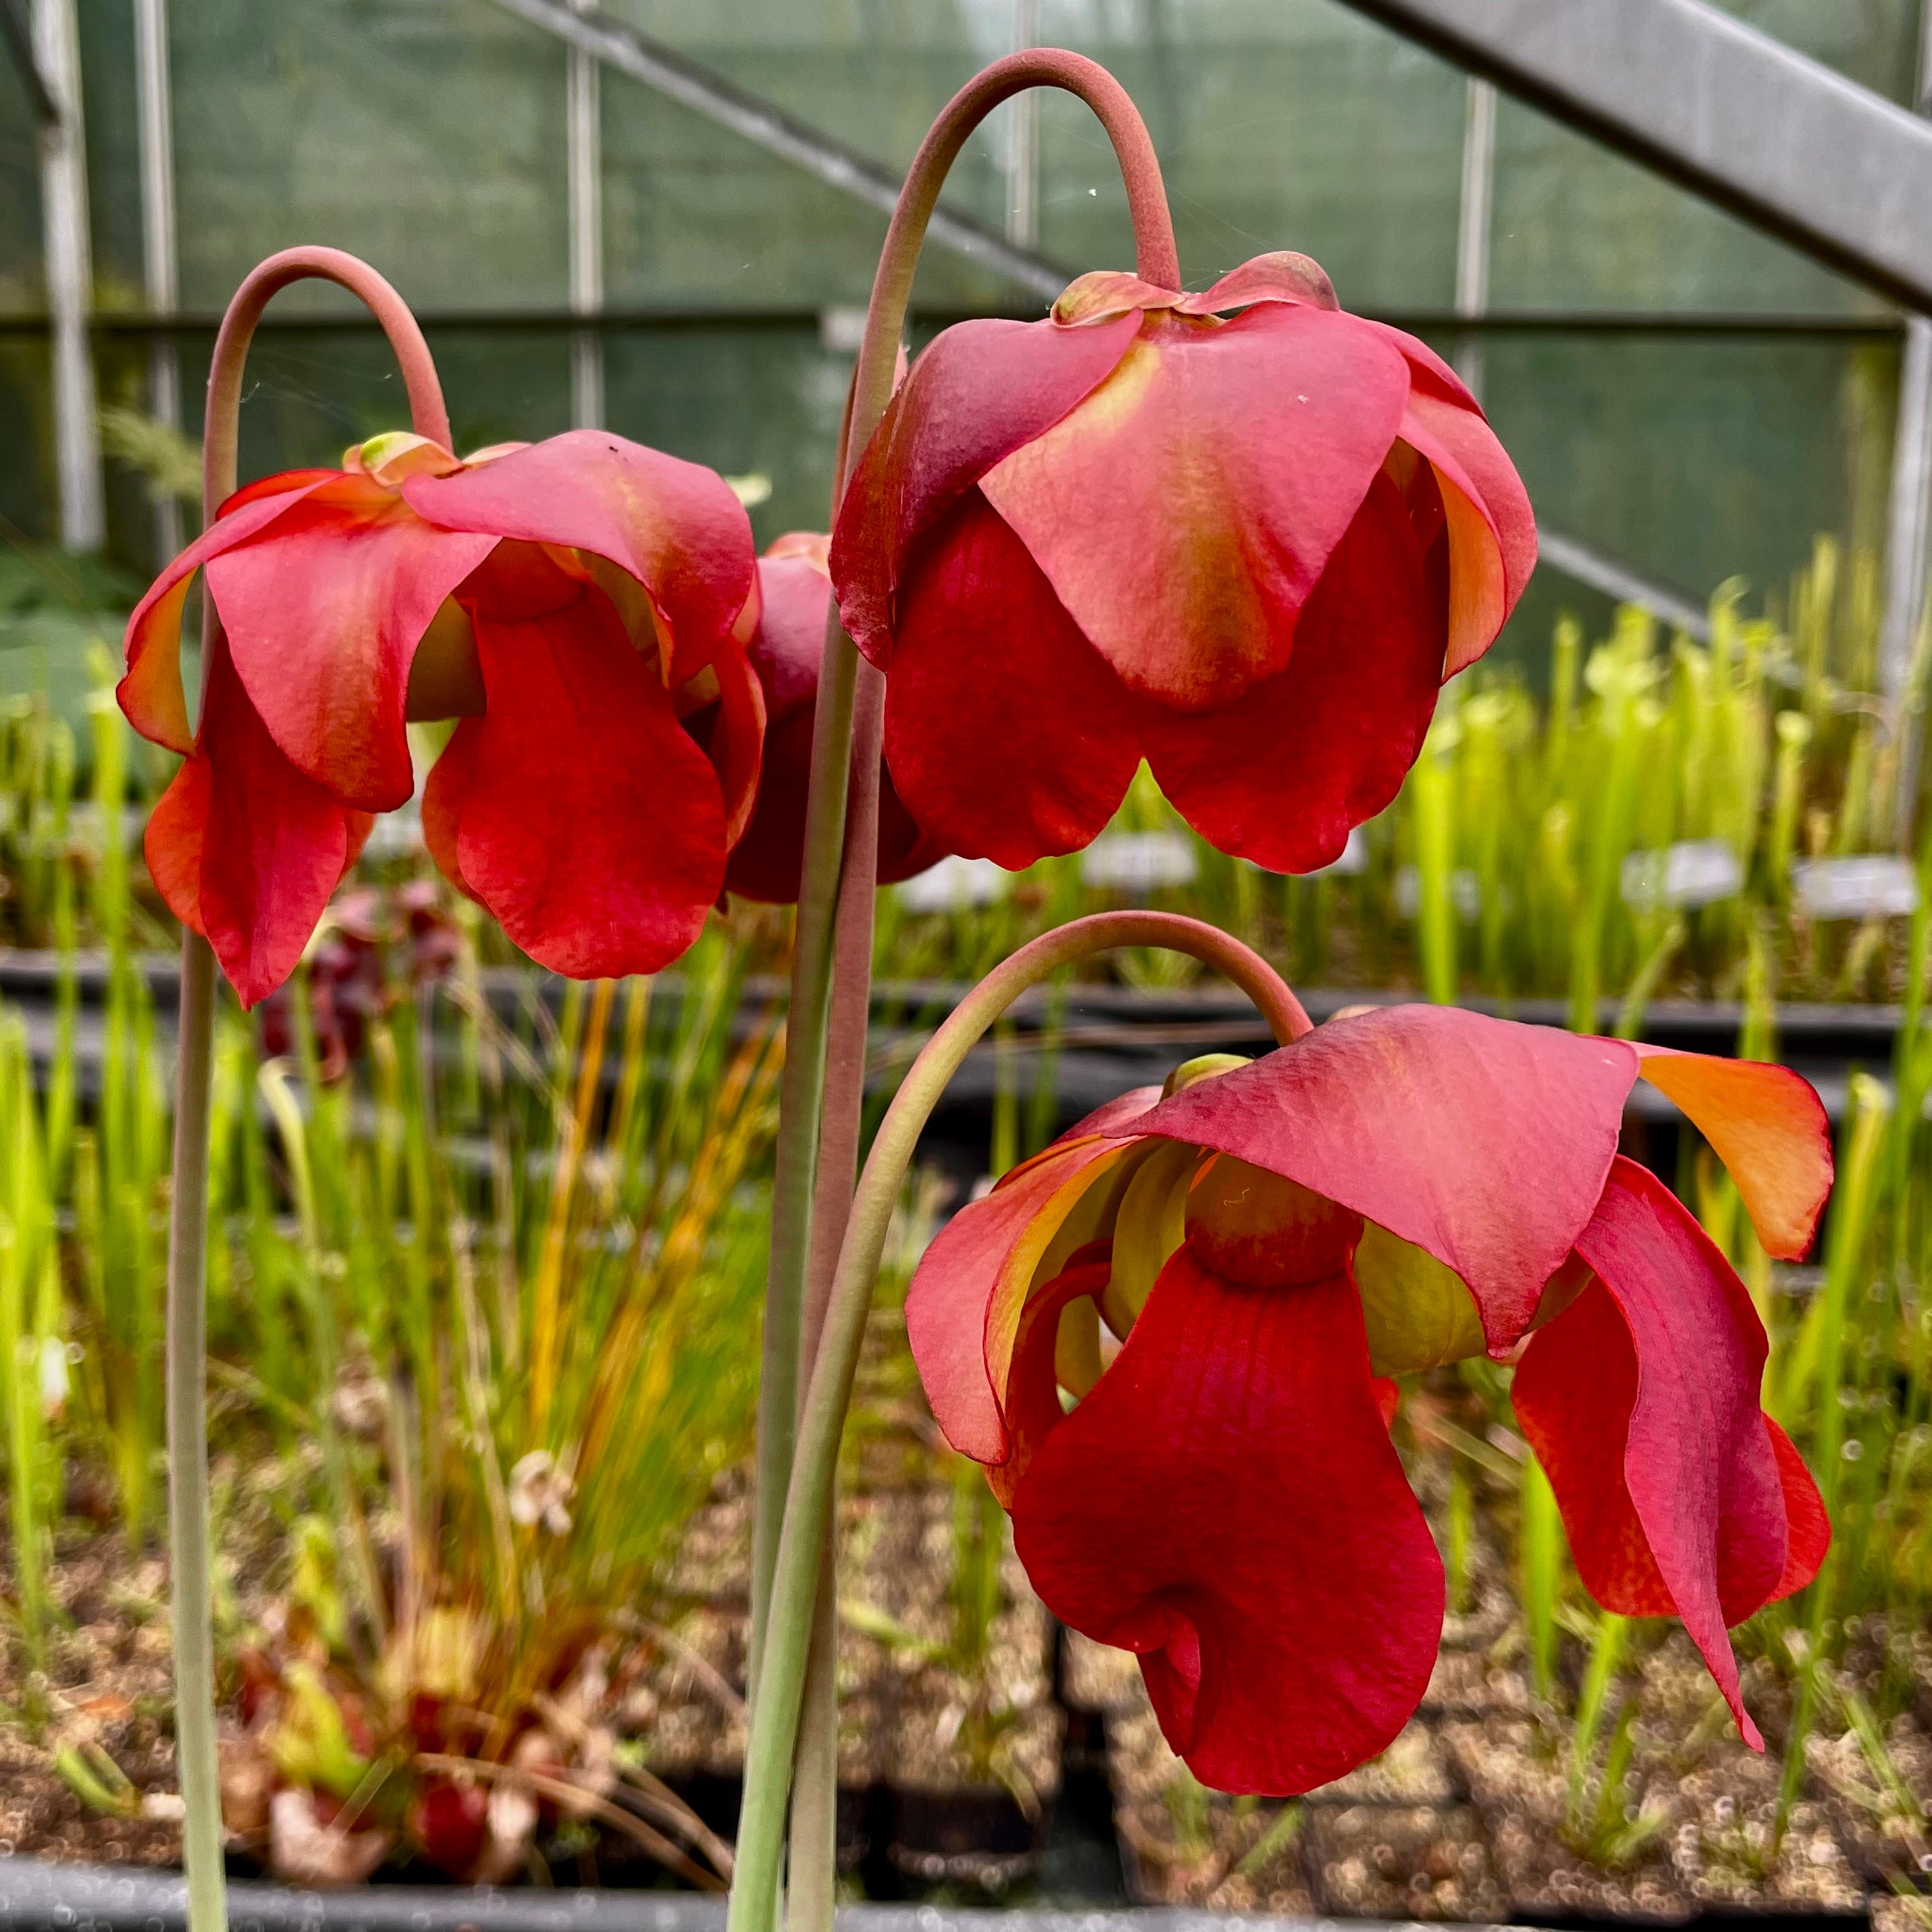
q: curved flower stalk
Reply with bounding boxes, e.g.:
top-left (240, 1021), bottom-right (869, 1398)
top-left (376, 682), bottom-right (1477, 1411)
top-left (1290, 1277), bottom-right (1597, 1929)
top-left (732, 913), bottom-right (1306, 1932)
top-left (741, 60), bottom-right (1184, 1932)
top-left (910, 1007), bottom-right (1833, 1790)
top-left (154, 245), bottom-right (450, 1932)
top-left (725, 534), bottom-right (944, 903)
top-left (832, 255), bottom-right (1533, 872)
top-left (121, 428), bottom-right (757, 1004)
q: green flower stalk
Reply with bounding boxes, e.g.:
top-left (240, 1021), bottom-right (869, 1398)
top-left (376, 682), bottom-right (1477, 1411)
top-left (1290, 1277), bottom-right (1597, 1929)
top-left (165, 247), bottom-right (450, 1932)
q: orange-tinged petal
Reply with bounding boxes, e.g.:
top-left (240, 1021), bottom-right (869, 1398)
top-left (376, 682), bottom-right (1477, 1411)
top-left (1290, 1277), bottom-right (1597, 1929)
top-left (979, 303), bottom-right (1410, 709)
top-left (403, 431), bottom-right (754, 690)
top-left (685, 636), bottom-right (766, 851)
top-left (119, 475), bottom-right (335, 755)
top-left (207, 472), bottom-right (496, 810)
top-left (1052, 271), bottom-right (1181, 326)
top-left (831, 313), bottom-right (1142, 668)
top-left (1629, 1045), bottom-right (1832, 1259)
top-left (1176, 251), bottom-right (1339, 315)
top-left (1371, 322), bottom-right (1535, 674)
top-left (905, 1110), bottom-right (1157, 1463)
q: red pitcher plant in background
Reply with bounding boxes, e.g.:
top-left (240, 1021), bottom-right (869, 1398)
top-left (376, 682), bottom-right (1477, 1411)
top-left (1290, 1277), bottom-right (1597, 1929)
top-left (907, 1007), bottom-right (1830, 1791)
top-left (725, 532), bottom-right (946, 903)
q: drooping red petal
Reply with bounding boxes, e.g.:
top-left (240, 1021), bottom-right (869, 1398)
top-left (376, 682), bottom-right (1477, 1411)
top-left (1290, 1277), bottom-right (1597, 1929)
top-left (690, 638), bottom-right (766, 851)
top-left (442, 547), bottom-right (726, 978)
top-left (979, 303), bottom-right (1410, 709)
top-left (120, 474), bottom-right (336, 754)
top-left (1139, 1006), bottom-right (1638, 1349)
top-left (207, 474), bottom-right (497, 810)
top-left (403, 431), bottom-right (755, 689)
top-left (1145, 467), bottom-right (1441, 872)
top-left (422, 720), bottom-right (482, 904)
top-left (1629, 1045), bottom-right (1832, 1259)
top-left (183, 651), bottom-right (363, 1008)
top-left (1765, 1419), bottom-right (1830, 1601)
top-left (990, 1253), bottom-right (1113, 1507)
top-left (906, 1109), bottom-right (1159, 1464)
top-left (724, 549), bottom-right (943, 902)
top-left (1513, 1159), bottom-right (1791, 1748)
top-left (1012, 1244), bottom-right (1444, 1794)
top-left (1369, 322), bottom-right (1535, 675)
top-left (831, 313), bottom-right (1142, 668)
top-left (143, 756), bottom-right (211, 936)
top-left (883, 490), bottom-right (1143, 868)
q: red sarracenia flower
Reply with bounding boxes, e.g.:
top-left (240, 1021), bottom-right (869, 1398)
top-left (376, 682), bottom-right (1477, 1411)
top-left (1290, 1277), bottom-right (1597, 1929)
top-left (832, 252), bottom-right (1534, 873)
top-left (907, 1008), bottom-right (1831, 1795)
top-left (724, 532), bottom-right (946, 903)
top-left (120, 430), bottom-right (758, 1004)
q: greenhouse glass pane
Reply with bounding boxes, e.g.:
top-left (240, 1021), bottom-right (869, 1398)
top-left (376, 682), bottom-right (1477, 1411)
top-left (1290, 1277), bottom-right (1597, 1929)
top-left (78, 0), bottom-right (143, 313)
top-left (170, 0), bottom-right (568, 316)
top-left (1037, 0), bottom-right (1463, 309)
top-left (0, 35), bottom-right (42, 311)
top-left (1479, 330), bottom-right (1896, 673)
top-left (171, 323), bottom-right (572, 482)
top-left (600, 0), bottom-right (1010, 311)
top-left (1488, 96), bottom-right (1888, 316)
top-left (604, 321), bottom-right (848, 545)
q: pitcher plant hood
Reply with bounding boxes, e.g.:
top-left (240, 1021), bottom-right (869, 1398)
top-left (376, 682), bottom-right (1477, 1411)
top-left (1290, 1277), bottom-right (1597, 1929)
top-left (905, 1005), bottom-right (1830, 1795)
top-left (121, 429), bottom-right (758, 1004)
top-left (831, 252), bottom-right (1535, 874)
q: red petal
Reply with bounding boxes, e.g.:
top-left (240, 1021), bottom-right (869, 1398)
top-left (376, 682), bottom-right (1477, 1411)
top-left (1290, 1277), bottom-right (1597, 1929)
top-left (1051, 272), bottom-right (1181, 326)
top-left (119, 475), bottom-right (335, 755)
top-left (207, 474), bottom-right (495, 810)
top-left (1178, 252), bottom-right (1339, 314)
top-left (1139, 1006), bottom-right (1638, 1349)
top-left (403, 431), bottom-right (754, 689)
top-left (831, 314), bottom-right (1141, 668)
top-left (883, 491), bottom-right (1142, 869)
top-left (724, 550), bottom-right (944, 902)
top-left (980, 304), bottom-right (1410, 709)
top-left (693, 638), bottom-right (766, 850)
top-left (1012, 1244), bottom-right (1443, 1793)
top-left (1765, 1419), bottom-right (1830, 1601)
top-left (990, 1253), bottom-right (1114, 1507)
top-left (1145, 467), bottom-right (1441, 872)
top-left (444, 550), bottom-right (726, 977)
top-left (1630, 1046), bottom-right (1832, 1259)
top-left (1370, 322), bottom-right (1535, 675)
top-left (171, 652), bottom-right (362, 1008)
top-left (143, 757), bottom-right (210, 936)
top-left (1513, 1159), bottom-right (1789, 1749)
top-left (907, 1115), bottom-right (1157, 1464)
top-left (422, 721), bottom-right (482, 904)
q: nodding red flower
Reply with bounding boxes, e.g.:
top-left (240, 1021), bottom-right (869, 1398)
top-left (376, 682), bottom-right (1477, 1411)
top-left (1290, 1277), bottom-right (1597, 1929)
top-left (724, 533), bottom-right (946, 904)
top-left (906, 1008), bottom-right (1831, 1796)
top-left (832, 252), bottom-right (1534, 873)
top-left (120, 428), bottom-right (758, 1005)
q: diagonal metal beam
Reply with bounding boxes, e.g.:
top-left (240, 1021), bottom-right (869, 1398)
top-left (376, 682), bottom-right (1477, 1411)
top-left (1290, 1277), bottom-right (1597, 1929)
top-left (1329, 0), bottom-right (1932, 313)
top-left (485, 0), bottom-right (1069, 304)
